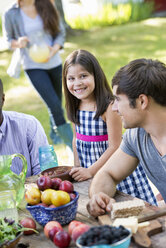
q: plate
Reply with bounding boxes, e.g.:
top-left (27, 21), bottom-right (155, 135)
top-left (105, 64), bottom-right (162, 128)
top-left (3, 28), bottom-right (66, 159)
top-left (41, 165), bottom-right (73, 181)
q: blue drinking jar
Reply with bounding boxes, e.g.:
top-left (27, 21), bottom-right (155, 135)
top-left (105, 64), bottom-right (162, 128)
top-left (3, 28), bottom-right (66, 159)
top-left (39, 145), bottom-right (58, 172)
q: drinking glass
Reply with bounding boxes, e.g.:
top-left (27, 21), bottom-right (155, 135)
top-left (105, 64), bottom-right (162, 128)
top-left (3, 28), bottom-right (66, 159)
top-left (39, 145), bottom-right (58, 172)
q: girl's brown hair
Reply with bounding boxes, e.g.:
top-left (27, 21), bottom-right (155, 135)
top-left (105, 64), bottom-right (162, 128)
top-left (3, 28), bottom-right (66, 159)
top-left (18, 0), bottom-right (59, 37)
top-left (63, 49), bottom-right (114, 124)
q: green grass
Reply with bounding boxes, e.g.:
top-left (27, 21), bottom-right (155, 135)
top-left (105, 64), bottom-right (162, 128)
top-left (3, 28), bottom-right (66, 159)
top-left (1, 17), bottom-right (166, 144)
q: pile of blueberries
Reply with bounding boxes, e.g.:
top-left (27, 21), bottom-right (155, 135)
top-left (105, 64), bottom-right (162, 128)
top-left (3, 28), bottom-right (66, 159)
top-left (78, 225), bottom-right (130, 246)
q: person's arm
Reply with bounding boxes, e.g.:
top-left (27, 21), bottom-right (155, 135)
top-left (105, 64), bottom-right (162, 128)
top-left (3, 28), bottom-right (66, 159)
top-left (2, 10), bottom-right (28, 49)
top-left (87, 148), bottom-right (139, 217)
top-left (70, 104), bottom-right (122, 181)
top-left (48, 20), bottom-right (66, 59)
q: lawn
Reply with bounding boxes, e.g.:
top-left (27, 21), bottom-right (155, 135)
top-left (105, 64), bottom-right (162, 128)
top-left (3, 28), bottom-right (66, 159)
top-left (1, 17), bottom-right (166, 147)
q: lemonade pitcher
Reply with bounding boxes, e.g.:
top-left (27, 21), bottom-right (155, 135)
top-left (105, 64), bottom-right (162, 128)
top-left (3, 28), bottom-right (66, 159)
top-left (0, 154), bottom-right (27, 207)
top-left (28, 31), bottom-right (50, 63)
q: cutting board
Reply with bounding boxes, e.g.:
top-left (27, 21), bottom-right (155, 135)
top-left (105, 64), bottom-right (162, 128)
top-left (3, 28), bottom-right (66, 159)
top-left (98, 205), bottom-right (166, 248)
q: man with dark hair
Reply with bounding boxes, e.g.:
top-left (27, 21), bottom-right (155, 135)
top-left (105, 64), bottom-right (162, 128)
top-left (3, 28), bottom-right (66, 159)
top-left (0, 79), bottom-right (49, 177)
top-left (87, 58), bottom-right (166, 217)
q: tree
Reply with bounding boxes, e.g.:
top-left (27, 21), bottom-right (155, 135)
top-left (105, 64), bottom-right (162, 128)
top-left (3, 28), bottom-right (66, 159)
top-left (54, 0), bottom-right (73, 34)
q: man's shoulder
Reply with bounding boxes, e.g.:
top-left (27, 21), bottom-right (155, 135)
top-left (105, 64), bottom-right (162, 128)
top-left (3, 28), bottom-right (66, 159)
top-left (122, 127), bottom-right (148, 147)
top-left (120, 128), bottom-right (148, 157)
top-left (124, 127), bottom-right (147, 139)
top-left (3, 111), bottom-right (39, 124)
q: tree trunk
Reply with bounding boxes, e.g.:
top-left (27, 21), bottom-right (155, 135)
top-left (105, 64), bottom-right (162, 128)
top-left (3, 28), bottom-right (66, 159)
top-left (54, 0), bottom-right (73, 33)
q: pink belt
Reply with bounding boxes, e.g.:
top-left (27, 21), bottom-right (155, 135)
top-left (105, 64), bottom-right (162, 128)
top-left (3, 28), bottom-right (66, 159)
top-left (76, 133), bottom-right (108, 142)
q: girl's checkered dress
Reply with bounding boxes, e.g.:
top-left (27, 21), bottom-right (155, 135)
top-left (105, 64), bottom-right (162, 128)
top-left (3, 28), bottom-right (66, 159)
top-left (76, 110), bottom-right (157, 205)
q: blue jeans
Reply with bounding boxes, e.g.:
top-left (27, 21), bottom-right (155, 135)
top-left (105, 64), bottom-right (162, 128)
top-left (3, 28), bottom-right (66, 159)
top-left (25, 65), bottom-right (66, 126)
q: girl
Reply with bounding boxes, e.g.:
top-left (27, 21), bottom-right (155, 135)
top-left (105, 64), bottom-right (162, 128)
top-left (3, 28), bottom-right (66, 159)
top-left (62, 49), bottom-right (157, 205)
top-left (3, 0), bottom-right (72, 149)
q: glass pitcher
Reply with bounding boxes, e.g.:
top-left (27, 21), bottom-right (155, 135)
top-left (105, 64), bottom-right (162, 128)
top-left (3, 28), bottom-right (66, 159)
top-left (0, 154), bottom-right (27, 207)
top-left (0, 190), bottom-right (18, 222)
top-left (28, 31), bottom-right (50, 63)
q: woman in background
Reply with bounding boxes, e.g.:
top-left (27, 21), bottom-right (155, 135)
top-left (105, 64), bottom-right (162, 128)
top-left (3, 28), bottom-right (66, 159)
top-left (3, 0), bottom-right (73, 149)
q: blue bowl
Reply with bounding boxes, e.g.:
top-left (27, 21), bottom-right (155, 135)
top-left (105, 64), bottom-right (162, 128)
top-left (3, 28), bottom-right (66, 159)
top-left (76, 228), bottom-right (132, 248)
top-left (26, 191), bottom-right (79, 226)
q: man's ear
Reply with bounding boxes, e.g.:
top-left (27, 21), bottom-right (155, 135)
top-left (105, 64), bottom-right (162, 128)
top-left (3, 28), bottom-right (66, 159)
top-left (2, 93), bottom-right (5, 106)
top-left (138, 94), bottom-right (149, 110)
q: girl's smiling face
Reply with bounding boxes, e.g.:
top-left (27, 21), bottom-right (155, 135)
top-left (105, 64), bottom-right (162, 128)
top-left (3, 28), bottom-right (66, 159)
top-left (66, 64), bottom-right (95, 102)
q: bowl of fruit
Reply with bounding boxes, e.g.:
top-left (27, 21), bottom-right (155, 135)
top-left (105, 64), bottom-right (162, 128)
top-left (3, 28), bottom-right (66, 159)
top-left (41, 165), bottom-right (73, 182)
top-left (76, 225), bottom-right (132, 248)
top-left (25, 175), bottom-right (79, 226)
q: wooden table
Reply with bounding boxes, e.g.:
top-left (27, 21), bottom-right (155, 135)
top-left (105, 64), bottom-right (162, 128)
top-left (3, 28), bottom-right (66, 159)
top-left (17, 178), bottom-right (166, 248)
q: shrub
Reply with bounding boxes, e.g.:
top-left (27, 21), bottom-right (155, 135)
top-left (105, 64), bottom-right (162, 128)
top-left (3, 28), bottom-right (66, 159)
top-left (66, 0), bottom-right (154, 30)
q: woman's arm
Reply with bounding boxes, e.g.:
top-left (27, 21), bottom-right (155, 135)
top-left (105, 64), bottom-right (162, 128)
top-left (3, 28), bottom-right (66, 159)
top-left (3, 10), bottom-right (28, 49)
top-left (48, 22), bottom-right (65, 59)
top-left (52, 20), bottom-right (66, 48)
top-left (48, 20), bottom-right (66, 59)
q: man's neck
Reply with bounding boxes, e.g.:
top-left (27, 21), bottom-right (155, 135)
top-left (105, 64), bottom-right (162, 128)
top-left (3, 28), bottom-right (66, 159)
top-left (143, 110), bottom-right (166, 139)
top-left (143, 107), bottom-right (166, 156)
top-left (0, 112), bottom-right (3, 126)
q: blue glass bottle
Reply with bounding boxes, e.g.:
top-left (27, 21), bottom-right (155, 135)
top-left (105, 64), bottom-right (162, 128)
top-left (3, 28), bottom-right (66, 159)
top-left (39, 145), bottom-right (58, 172)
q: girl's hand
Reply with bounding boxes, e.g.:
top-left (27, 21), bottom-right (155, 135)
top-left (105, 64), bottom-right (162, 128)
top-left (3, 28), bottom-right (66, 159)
top-left (69, 167), bottom-right (92, 182)
top-left (17, 36), bottom-right (29, 48)
top-left (86, 192), bottom-right (116, 217)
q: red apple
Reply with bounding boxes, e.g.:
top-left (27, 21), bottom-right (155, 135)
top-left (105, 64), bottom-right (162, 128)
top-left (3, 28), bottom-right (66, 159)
top-left (20, 217), bottom-right (36, 235)
top-left (59, 180), bottom-right (74, 193)
top-left (37, 176), bottom-right (52, 191)
top-left (44, 221), bottom-right (63, 238)
top-left (68, 220), bottom-right (83, 236)
top-left (69, 193), bottom-right (76, 201)
top-left (51, 178), bottom-right (62, 190)
top-left (71, 224), bottom-right (90, 242)
top-left (53, 230), bottom-right (71, 248)
top-left (48, 226), bottom-right (62, 241)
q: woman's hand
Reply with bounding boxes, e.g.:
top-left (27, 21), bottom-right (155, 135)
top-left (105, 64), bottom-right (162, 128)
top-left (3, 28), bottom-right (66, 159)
top-left (69, 167), bottom-right (92, 182)
top-left (47, 44), bottom-right (61, 60)
top-left (17, 36), bottom-right (29, 48)
top-left (86, 192), bottom-right (116, 217)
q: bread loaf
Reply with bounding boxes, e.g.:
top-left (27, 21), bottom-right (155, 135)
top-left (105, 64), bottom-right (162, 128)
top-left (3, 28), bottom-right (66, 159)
top-left (111, 199), bottom-right (145, 219)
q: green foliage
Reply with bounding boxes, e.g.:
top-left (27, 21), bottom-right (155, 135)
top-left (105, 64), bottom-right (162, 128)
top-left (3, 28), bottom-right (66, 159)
top-left (130, 0), bottom-right (154, 22)
top-left (66, 1), bottom-right (154, 30)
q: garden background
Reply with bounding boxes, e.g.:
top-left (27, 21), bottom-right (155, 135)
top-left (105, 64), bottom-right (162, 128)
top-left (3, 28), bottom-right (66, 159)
top-left (0, 0), bottom-right (166, 173)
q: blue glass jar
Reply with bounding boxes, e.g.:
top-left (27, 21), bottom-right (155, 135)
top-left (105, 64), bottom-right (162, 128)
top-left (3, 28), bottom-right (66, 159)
top-left (39, 145), bottom-right (58, 172)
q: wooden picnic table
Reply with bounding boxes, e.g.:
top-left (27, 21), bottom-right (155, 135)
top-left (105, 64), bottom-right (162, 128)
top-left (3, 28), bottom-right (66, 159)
top-left (17, 177), bottom-right (166, 248)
